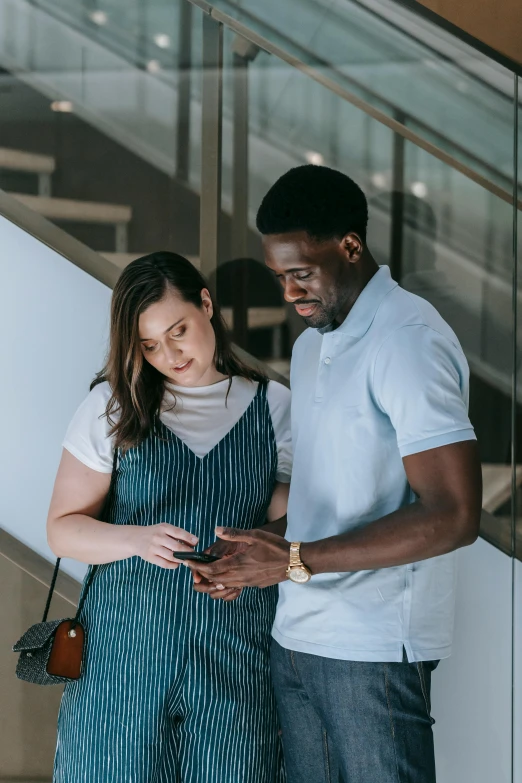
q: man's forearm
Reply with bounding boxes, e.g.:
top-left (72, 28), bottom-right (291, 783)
top-left (301, 501), bottom-right (477, 575)
top-left (260, 514), bottom-right (287, 538)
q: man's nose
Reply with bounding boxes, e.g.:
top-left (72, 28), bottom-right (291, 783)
top-left (283, 278), bottom-right (307, 303)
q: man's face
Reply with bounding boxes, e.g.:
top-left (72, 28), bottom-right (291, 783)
top-left (263, 230), bottom-right (360, 329)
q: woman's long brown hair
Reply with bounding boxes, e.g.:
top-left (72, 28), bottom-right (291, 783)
top-left (92, 251), bottom-right (268, 452)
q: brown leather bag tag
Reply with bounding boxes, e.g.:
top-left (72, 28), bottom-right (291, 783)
top-left (46, 620), bottom-right (85, 679)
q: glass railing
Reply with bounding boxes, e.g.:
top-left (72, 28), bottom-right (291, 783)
top-left (0, 0), bottom-right (521, 555)
top-left (1, 0), bottom-right (517, 279)
top-left (0, 0), bottom-right (202, 268)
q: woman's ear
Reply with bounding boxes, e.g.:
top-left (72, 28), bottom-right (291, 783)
top-left (200, 288), bottom-right (214, 319)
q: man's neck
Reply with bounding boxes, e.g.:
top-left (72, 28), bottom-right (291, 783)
top-left (333, 254), bottom-right (379, 327)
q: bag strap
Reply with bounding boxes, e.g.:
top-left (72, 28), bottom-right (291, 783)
top-left (42, 557), bottom-right (62, 623)
top-left (42, 448), bottom-right (119, 624)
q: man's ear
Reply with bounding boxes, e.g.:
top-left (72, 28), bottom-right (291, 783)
top-left (341, 232), bottom-right (363, 262)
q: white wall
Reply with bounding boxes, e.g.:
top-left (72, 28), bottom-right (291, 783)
top-left (1, 215), bottom-right (111, 581)
top-left (433, 537), bottom-right (515, 783)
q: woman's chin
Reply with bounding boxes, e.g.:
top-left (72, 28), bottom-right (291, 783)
top-left (165, 363), bottom-right (227, 388)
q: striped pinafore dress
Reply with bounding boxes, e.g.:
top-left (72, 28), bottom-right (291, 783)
top-left (54, 382), bottom-right (285, 783)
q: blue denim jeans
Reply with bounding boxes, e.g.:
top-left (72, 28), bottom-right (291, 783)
top-left (271, 640), bottom-right (438, 783)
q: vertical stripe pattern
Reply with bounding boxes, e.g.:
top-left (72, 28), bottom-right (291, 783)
top-left (54, 382), bottom-right (285, 782)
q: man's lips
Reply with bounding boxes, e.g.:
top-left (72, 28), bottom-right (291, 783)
top-left (295, 302), bottom-right (320, 317)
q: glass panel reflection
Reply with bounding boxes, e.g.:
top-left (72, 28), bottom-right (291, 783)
top-left (0, 0), bottom-right (201, 269)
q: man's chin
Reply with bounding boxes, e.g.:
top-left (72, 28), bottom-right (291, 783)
top-left (301, 310), bottom-right (331, 329)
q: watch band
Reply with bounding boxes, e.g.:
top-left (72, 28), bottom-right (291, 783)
top-left (289, 542), bottom-right (303, 567)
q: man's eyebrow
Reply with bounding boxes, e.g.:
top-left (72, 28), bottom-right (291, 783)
top-left (269, 265), bottom-right (312, 275)
top-left (140, 318), bottom-right (184, 341)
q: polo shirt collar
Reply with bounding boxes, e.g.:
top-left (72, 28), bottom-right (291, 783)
top-left (319, 265), bottom-right (398, 338)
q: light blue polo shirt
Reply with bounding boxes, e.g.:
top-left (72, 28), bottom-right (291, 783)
top-left (272, 265), bottom-right (476, 663)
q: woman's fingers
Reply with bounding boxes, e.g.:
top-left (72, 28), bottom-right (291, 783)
top-left (150, 554), bottom-right (180, 570)
top-left (167, 541), bottom-right (196, 563)
top-left (135, 524), bottom-right (198, 568)
top-left (161, 524), bottom-right (198, 547)
top-left (157, 545), bottom-right (186, 564)
top-left (160, 529), bottom-right (197, 563)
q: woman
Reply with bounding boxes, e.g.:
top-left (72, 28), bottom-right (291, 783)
top-left (47, 252), bottom-right (291, 782)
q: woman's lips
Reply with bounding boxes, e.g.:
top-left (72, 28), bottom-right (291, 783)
top-left (295, 303), bottom-right (318, 317)
top-left (172, 359), bottom-right (193, 374)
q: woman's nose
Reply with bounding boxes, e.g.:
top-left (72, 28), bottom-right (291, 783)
top-left (164, 344), bottom-right (182, 364)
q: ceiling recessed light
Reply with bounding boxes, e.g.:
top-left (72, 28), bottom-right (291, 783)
top-left (89, 10), bottom-right (108, 26)
top-left (371, 172), bottom-right (387, 189)
top-left (153, 33), bottom-right (171, 49)
top-left (410, 181), bottom-right (428, 198)
top-left (305, 151), bottom-right (324, 166)
top-left (50, 100), bottom-right (74, 113)
top-left (146, 60), bottom-right (162, 74)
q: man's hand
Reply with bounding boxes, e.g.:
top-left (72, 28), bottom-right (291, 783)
top-left (191, 537), bottom-right (249, 601)
top-left (188, 527), bottom-right (290, 588)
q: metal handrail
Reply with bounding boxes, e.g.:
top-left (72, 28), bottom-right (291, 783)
top-left (190, 0), bottom-right (522, 212)
top-left (0, 189), bottom-right (121, 288)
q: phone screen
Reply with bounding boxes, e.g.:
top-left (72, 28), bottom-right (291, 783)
top-left (173, 551), bottom-right (221, 564)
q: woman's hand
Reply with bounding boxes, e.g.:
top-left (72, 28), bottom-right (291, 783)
top-left (192, 538), bottom-right (249, 601)
top-left (131, 523), bottom-right (198, 569)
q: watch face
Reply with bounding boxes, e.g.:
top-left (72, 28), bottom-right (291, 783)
top-left (288, 567), bottom-right (311, 584)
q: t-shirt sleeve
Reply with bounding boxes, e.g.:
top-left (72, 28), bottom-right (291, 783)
top-left (62, 382), bottom-right (115, 472)
top-left (267, 381), bottom-right (293, 483)
top-left (373, 325), bottom-right (476, 458)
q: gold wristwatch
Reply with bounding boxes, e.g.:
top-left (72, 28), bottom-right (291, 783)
top-left (286, 542), bottom-right (312, 584)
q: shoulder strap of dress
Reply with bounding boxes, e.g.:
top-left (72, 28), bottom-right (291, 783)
top-left (255, 378), bottom-right (269, 399)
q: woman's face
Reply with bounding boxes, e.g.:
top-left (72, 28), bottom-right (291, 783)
top-left (138, 287), bottom-right (224, 387)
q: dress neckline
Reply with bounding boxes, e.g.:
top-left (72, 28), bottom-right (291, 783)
top-left (156, 382), bottom-right (265, 461)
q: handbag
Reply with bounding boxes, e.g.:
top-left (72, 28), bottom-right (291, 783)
top-left (12, 449), bottom-right (118, 685)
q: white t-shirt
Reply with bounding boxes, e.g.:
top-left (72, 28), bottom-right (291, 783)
top-left (64, 377), bottom-right (292, 483)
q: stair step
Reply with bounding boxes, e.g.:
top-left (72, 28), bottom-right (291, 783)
top-left (221, 307), bottom-right (286, 330)
top-left (9, 193), bottom-right (132, 224)
top-left (102, 252), bottom-right (200, 270)
top-left (0, 146), bottom-right (55, 174)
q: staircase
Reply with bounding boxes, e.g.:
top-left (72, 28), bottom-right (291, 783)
top-left (0, 146), bottom-right (205, 272)
top-left (0, 146), bottom-right (132, 255)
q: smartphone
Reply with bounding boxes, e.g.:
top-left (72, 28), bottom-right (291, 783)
top-left (173, 551), bottom-right (221, 564)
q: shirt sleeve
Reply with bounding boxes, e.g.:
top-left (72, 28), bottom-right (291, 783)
top-left (62, 382), bottom-right (115, 472)
top-left (373, 325), bottom-right (476, 458)
top-left (267, 381), bottom-right (293, 483)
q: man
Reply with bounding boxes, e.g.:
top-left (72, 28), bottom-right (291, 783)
top-left (193, 165), bottom-right (482, 782)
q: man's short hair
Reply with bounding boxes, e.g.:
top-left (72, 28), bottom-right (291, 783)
top-left (256, 164), bottom-right (368, 242)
